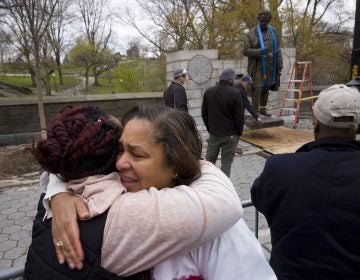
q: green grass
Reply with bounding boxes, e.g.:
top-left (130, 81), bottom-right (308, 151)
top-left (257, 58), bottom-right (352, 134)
top-left (87, 76), bottom-right (126, 94)
top-left (0, 74), bottom-right (82, 93)
top-left (56, 75), bottom-right (81, 91)
top-left (0, 75), bottom-right (33, 87)
top-left (0, 74), bottom-right (123, 95)
top-left (87, 75), bottom-right (166, 94)
top-left (0, 72), bottom-right (164, 96)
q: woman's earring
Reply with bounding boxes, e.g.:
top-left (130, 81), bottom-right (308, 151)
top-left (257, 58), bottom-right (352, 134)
top-left (172, 173), bottom-right (178, 180)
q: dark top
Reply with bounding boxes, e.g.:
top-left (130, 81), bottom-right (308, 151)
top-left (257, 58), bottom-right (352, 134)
top-left (163, 81), bottom-right (188, 112)
top-left (234, 81), bottom-right (259, 119)
top-left (24, 193), bottom-right (148, 280)
top-left (201, 80), bottom-right (244, 137)
top-left (251, 139), bottom-right (360, 280)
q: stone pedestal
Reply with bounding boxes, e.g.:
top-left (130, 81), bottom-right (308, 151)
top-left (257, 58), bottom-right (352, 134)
top-left (245, 115), bottom-right (284, 130)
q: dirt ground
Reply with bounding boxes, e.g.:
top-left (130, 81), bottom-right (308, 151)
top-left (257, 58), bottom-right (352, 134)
top-left (0, 144), bottom-right (41, 180)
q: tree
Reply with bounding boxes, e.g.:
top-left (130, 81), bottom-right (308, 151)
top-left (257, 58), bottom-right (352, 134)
top-left (281, 0), bottom-right (353, 83)
top-left (122, 0), bottom-right (353, 84)
top-left (2, 0), bottom-right (59, 139)
top-left (1, 4), bottom-right (36, 86)
top-left (126, 39), bottom-right (140, 59)
top-left (93, 49), bottom-right (122, 80)
top-left (47, 0), bottom-right (73, 86)
top-left (0, 30), bottom-right (12, 74)
top-left (66, 35), bottom-right (121, 92)
top-left (113, 57), bottom-right (166, 93)
top-left (40, 41), bottom-right (57, 95)
top-left (122, 0), bottom-right (264, 58)
top-left (68, 37), bottom-right (96, 92)
top-left (75, 0), bottom-right (115, 86)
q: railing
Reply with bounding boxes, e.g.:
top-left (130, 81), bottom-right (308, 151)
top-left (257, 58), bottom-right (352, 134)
top-left (0, 266), bottom-right (24, 280)
top-left (0, 200), bottom-right (258, 280)
top-left (241, 199), bottom-right (259, 238)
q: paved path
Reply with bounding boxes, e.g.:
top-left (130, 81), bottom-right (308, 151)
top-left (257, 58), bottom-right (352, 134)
top-left (0, 116), bottom-right (314, 276)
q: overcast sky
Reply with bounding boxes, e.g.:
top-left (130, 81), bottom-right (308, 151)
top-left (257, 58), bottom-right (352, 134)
top-left (109, 0), bottom-right (149, 53)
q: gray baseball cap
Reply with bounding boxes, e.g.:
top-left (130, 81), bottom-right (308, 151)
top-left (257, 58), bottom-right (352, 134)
top-left (174, 69), bottom-right (187, 78)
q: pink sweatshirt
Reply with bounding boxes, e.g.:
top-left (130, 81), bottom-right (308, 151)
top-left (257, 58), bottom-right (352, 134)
top-left (67, 161), bottom-right (243, 276)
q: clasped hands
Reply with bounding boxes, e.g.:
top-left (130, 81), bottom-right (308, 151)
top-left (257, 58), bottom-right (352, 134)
top-left (263, 49), bottom-right (273, 58)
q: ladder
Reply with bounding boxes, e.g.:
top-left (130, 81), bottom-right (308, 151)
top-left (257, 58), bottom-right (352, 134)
top-left (278, 61), bottom-right (314, 128)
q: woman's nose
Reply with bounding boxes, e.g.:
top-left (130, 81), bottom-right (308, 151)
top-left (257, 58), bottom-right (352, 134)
top-left (116, 152), bottom-right (131, 171)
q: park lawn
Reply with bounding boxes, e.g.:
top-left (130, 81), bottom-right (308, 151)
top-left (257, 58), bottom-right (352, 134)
top-left (0, 74), bottom-right (82, 93)
top-left (88, 83), bottom-right (120, 94)
top-left (0, 75), bottom-right (33, 87)
top-left (88, 77), bottom-right (122, 94)
top-left (56, 75), bottom-right (82, 91)
top-left (0, 74), bottom-right (122, 95)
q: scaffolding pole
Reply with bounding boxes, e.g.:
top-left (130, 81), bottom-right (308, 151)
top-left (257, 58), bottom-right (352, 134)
top-left (350, 0), bottom-right (360, 80)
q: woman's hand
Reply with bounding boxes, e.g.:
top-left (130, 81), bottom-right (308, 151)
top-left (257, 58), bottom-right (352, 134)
top-left (50, 192), bottom-right (90, 270)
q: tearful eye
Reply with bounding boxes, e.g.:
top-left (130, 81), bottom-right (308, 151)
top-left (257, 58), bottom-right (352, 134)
top-left (132, 152), bottom-right (144, 158)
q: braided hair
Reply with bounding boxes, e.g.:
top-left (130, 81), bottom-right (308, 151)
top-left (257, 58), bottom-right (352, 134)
top-left (31, 105), bottom-right (121, 181)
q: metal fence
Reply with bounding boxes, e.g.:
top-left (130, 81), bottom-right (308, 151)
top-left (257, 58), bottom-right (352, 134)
top-left (0, 200), bottom-right (258, 280)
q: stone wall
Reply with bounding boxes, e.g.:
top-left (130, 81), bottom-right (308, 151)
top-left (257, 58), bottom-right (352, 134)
top-left (0, 92), bottom-right (163, 146)
top-left (165, 48), bottom-right (296, 130)
top-left (1, 48), bottom-right (297, 146)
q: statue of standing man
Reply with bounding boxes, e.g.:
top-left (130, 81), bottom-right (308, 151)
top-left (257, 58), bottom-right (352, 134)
top-left (243, 10), bottom-right (283, 117)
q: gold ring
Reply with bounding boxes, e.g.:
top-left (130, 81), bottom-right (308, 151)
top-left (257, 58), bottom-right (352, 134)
top-left (56, 240), bottom-right (64, 249)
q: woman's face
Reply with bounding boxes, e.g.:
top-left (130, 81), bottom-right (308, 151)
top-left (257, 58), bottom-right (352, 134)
top-left (116, 118), bottom-right (175, 192)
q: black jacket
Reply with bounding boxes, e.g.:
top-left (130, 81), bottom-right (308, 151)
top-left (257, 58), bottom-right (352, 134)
top-left (163, 81), bottom-right (188, 112)
top-left (201, 80), bottom-right (244, 137)
top-left (251, 139), bottom-right (360, 280)
top-left (234, 82), bottom-right (259, 119)
top-left (24, 194), bottom-right (147, 280)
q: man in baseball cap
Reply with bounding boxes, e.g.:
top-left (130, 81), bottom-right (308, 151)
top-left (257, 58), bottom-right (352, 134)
top-left (173, 68), bottom-right (187, 78)
top-left (163, 68), bottom-right (188, 111)
top-left (234, 74), bottom-right (261, 125)
top-left (313, 84), bottom-right (360, 130)
top-left (251, 84), bottom-right (360, 279)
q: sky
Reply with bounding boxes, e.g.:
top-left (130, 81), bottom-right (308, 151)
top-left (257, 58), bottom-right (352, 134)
top-left (109, 0), bottom-right (151, 53)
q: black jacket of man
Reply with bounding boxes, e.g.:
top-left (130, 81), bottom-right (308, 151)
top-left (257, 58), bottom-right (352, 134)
top-left (251, 139), bottom-right (360, 280)
top-left (201, 80), bottom-right (244, 137)
top-left (163, 81), bottom-right (188, 112)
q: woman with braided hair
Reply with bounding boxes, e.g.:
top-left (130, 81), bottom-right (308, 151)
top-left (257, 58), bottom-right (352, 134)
top-left (25, 105), bottom-right (145, 279)
top-left (24, 104), bottom-right (245, 280)
top-left (31, 105), bottom-right (121, 181)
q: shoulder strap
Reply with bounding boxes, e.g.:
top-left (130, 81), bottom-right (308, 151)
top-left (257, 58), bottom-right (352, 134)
top-left (256, 24), bottom-right (267, 80)
top-left (268, 25), bottom-right (278, 84)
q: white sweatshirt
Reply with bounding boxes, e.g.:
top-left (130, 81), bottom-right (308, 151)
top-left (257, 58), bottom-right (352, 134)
top-left (152, 219), bottom-right (277, 280)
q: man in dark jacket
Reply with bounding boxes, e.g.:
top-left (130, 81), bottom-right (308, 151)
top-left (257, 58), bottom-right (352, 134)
top-left (234, 74), bottom-right (262, 123)
top-left (251, 84), bottom-right (360, 280)
top-left (163, 68), bottom-right (188, 112)
top-left (243, 10), bottom-right (283, 117)
top-left (201, 68), bottom-right (244, 177)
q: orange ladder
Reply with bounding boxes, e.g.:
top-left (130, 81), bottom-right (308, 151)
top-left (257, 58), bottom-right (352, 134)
top-left (278, 61), bottom-right (314, 128)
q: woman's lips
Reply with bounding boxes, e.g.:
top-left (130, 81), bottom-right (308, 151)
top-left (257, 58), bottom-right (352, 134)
top-left (120, 176), bottom-right (138, 189)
